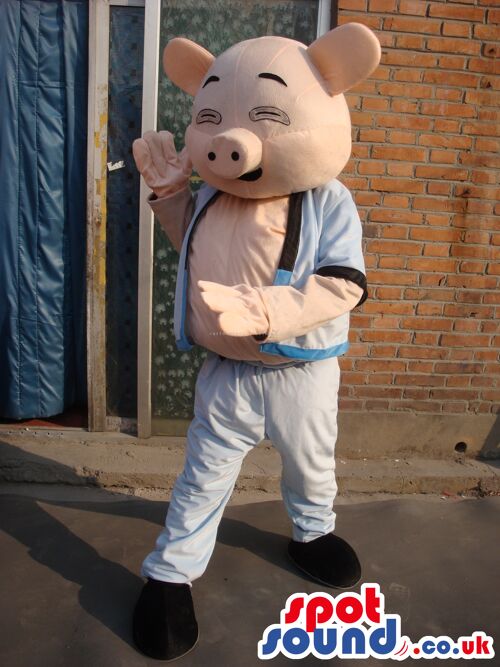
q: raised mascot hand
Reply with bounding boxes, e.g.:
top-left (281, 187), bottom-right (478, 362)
top-left (132, 130), bottom-right (192, 199)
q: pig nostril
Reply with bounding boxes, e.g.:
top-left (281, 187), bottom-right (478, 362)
top-left (231, 151), bottom-right (240, 161)
top-left (208, 152), bottom-right (216, 161)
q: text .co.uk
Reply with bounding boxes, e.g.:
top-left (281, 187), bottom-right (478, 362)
top-left (258, 584), bottom-right (494, 661)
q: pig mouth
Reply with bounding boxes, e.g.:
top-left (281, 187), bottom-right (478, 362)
top-left (238, 167), bottom-right (263, 182)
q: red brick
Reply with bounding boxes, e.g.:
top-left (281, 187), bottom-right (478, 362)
top-left (453, 320), bottom-right (480, 333)
top-left (368, 0), bottom-right (397, 11)
top-left (416, 303), bottom-right (444, 316)
top-left (358, 161), bottom-right (386, 175)
top-left (443, 304), bottom-right (494, 318)
top-left (430, 389), bottom-right (483, 401)
top-left (384, 16), bottom-right (442, 34)
top-left (376, 287), bottom-right (403, 299)
top-left (423, 70), bottom-right (479, 87)
top-left (390, 99), bottom-right (419, 113)
top-left (398, 0), bottom-right (427, 16)
top-left (356, 359), bottom-right (407, 372)
top-left (387, 163), bottom-right (414, 177)
top-left (426, 37), bottom-right (481, 57)
top-left (368, 344), bottom-right (399, 357)
top-left (425, 214), bottom-right (453, 226)
top-left (475, 138), bottom-right (500, 153)
top-left (459, 153), bottom-right (500, 169)
top-left (409, 228), bottom-right (462, 243)
top-left (473, 24), bottom-right (498, 40)
top-left (338, 0), bottom-right (366, 8)
top-left (370, 209), bottom-right (423, 223)
top-left (394, 68), bottom-right (424, 83)
top-left (397, 346), bottom-right (448, 359)
top-left (377, 82), bottom-right (434, 99)
top-left (423, 243), bottom-right (451, 257)
top-left (427, 183), bottom-right (452, 196)
top-left (482, 43), bottom-right (500, 59)
top-left (367, 239), bottom-right (423, 255)
top-left (428, 4), bottom-right (485, 21)
top-left (471, 170), bottom-right (499, 185)
top-left (418, 134), bottom-right (473, 149)
top-left (435, 87), bottom-right (463, 101)
top-left (442, 22), bottom-right (470, 38)
top-left (447, 275), bottom-right (497, 289)
top-left (415, 166), bottom-right (468, 180)
top-left (401, 317), bottom-right (453, 331)
top-left (372, 146), bottom-right (426, 161)
top-left (395, 34), bottom-right (425, 50)
top-left (367, 269), bottom-right (418, 286)
top-left (440, 334), bottom-right (491, 347)
top-left (370, 178), bottom-right (426, 195)
top-left (407, 257), bottom-right (458, 272)
top-left (367, 373), bottom-right (394, 385)
top-left (359, 128), bottom-right (386, 142)
top-left (387, 130), bottom-right (418, 144)
top-left (488, 8), bottom-right (500, 23)
top-left (413, 332), bottom-right (440, 345)
top-left (382, 50), bottom-right (437, 67)
top-left (430, 150), bottom-right (459, 165)
top-left (383, 195), bottom-right (411, 208)
top-left (438, 55), bottom-right (468, 71)
top-left (420, 101), bottom-right (475, 118)
top-left (449, 349), bottom-right (477, 361)
top-left (446, 376), bottom-right (472, 388)
top-left (404, 288), bottom-right (453, 302)
top-left (378, 256), bottom-right (407, 269)
top-left (376, 114), bottom-right (433, 130)
top-left (395, 374), bottom-right (445, 386)
top-left (355, 386), bottom-right (403, 398)
top-left (360, 330), bottom-right (413, 343)
top-left (380, 226), bottom-right (409, 240)
top-left (356, 192), bottom-right (382, 206)
top-left (459, 261), bottom-right (488, 274)
top-left (363, 301), bottom-right (415, 315)
top-left (337, 15), bottom-right (381, 29)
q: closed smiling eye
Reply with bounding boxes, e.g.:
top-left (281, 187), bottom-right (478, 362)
top-left (196, 109), bottom-right (222, 125)
top-left (249, 106), bottom-right (290, 126)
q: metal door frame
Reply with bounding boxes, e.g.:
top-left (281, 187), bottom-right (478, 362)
top-left (86, 0), bottom-right (155, 432)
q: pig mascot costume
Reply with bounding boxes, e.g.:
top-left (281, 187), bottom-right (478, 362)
top-left (132, 23), bottom-right (381, 661)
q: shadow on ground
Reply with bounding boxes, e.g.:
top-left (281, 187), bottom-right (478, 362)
top-left (0, 440), bottom-right (499, 666)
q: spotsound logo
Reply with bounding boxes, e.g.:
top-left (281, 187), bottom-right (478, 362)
top-left (258, 584), bottom-right (494, 660)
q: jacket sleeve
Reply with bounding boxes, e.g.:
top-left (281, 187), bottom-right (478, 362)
top-left (256, 185), bottom-right (367, 343)
top-left (148, 186), bottom-right (194, 254)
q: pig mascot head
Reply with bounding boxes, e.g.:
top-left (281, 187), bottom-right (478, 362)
top-left (163, 23), bottom-right (380, 199)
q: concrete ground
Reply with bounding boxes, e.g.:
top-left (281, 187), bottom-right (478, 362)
top-left (0, 484), bottom-right (498, 667)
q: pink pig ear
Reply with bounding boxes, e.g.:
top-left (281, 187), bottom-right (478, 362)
top-left (163, 37), bottom-right (215, 96)
top-left (307, 23), bottom-right (381, 96)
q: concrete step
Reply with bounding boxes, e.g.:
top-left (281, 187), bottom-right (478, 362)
top-left (0, 429), bottom-right (498, 495)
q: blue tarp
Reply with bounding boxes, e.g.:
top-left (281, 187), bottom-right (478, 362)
top-left (0, 0), bottom-right (88, 419)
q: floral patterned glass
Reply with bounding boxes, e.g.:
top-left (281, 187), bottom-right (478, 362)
top-left (151, 0), bottom-right (319, 431)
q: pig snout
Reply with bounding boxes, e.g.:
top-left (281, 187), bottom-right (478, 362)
top-left (206, 128), bottom-right (262, 179)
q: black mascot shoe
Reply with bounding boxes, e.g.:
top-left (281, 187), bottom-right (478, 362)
top-left (132, 578), bottom-right (199, 661)
top-left (288, 534), bottom-right (362, 589)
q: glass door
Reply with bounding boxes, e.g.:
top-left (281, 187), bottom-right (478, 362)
top-left (145, 0), bottom-right (333, 436)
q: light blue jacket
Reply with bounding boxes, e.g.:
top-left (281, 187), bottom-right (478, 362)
top-left (174, 179), bottom-right (367, 362)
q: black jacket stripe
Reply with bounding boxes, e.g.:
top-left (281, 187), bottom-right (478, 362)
top-left (277, 191), bottom-right (305, 272)
top-left (316, 265), bottom-right (368, 307)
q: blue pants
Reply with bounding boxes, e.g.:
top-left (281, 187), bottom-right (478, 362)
top-left (142, 353), bottom-right (340, 584)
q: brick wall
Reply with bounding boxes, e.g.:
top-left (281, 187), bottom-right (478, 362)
top-left (336, 0), bottom-right (499, 415)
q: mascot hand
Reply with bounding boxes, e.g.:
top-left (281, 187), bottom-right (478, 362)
top-left (132, 130), bottom-right (192, 198)
top-left (198, 281), bottom-right (270, 338)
